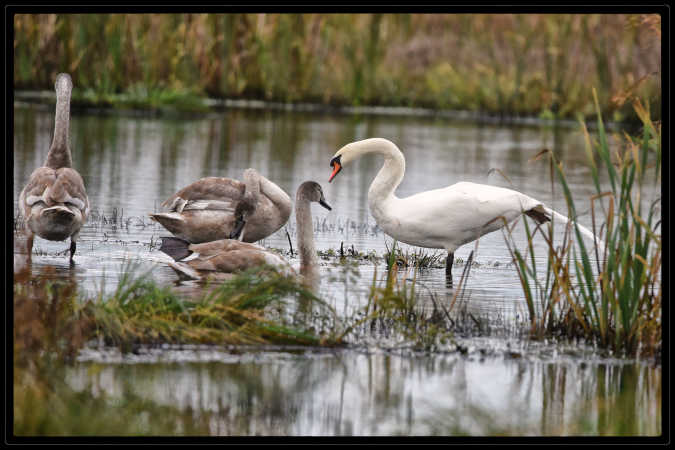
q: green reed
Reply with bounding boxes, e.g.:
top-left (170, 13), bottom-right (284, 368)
top-left (503, 91), bottom-right (661, 356)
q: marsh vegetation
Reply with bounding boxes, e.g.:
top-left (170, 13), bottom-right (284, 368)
top-left (12, 12), bottom-right (661, 437)
top-left (14, 14), bottom-right (661, 122)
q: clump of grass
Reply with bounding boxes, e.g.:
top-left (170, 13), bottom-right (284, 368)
top-left (314, 240), bottom-right (445, 268)
top-left (87, 263), bottom-right (341, 349)
top-left (383, 240), bottom-right (446, 270)
top-left (14, 262), bottom-right (342, 360)
top-left (503, 92), bottom-right (661, 357)
top-left (313, 241), bottom-right (392, 266)
top-left (315, 242), bottom-right (379, 264)
top-left (336, 241), bottom-right (462, 352)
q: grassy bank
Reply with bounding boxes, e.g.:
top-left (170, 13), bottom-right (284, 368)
top-left (13, 13), bottom-right (661, 122)
top-left (12, 264), bottom-right (339, 435)
top-left (13, 263), bottom-right (339, 353)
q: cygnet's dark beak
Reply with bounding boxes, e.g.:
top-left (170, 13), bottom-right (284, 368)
top-left (229, 217), bottom-right (246, 239)
top-left (319, 197), bottom-right (332, 211)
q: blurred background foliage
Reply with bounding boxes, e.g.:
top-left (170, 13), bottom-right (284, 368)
top-left (14, 13), bottom-right (661, 121)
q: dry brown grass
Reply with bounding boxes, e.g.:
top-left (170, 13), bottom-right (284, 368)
top-left (14, 13), bottom-right (661, 120)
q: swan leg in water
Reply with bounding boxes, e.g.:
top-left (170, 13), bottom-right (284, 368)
top-left (69, 237), bottom-right (77, 262)
top-left (446, 251), bottom-right (454, 286)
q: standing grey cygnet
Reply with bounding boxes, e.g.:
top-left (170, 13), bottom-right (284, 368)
top-left (19, 73), bottom-right (89, 262)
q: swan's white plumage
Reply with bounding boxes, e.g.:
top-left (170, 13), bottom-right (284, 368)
top-left (331, 138), bottom-right (603, 255)
top-left (375, 181), bottom-right (545, 252)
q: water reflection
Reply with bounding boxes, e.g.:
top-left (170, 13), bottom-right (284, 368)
top-left (68, 346), bottom-right (660, 436)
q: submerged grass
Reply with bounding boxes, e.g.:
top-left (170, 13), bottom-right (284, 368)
top-left (336, 242), bottom-right (486, 351)
top-left (502, 93), bottom-right (661, 357)
top-left (14, 262), bottom-right (341, 357)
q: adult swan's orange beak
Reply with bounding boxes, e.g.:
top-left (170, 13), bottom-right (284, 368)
top-left (329, 155), bottom-right (342, 183)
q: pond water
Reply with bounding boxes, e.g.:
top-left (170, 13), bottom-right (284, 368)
top-left (67, 342), bottom-right (661, 436)
top-left (12, 103), bottom-right (661, 436)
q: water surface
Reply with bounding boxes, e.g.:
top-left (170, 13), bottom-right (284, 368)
top-left (12, 103), bottom-right (661, 436)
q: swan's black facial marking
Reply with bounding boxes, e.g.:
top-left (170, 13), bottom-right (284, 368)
top-left (329, 155), bottom-right (342, 183)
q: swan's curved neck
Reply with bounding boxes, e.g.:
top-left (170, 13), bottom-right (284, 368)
top-left (45, 78), bottom-right (72, 169)
top-left (362, 140), bottom-right (405, 210)
top-left (295, 195), bottom-right (318, 274)
top-left (242, 169), bottom-right (261, 198)
top-left (259, 175), bottom-right (292, 218)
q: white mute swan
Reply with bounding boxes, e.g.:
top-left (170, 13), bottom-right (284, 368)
top-left (328, 138), bottom-right (602, 284)
top-left (19, 73), bottom-right (89, 262)
top-left (158, 181), bottom-right (331, 282)
top-left (150, 168), bottom-right (292, 244)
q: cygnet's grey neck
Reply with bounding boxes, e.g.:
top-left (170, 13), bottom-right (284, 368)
top-left (295, 190), bottom-right (318, 274)
top-left (46, 74), bottom-right (73, 169)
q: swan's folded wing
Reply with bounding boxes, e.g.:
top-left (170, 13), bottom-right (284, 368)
top-left (181, 199), bottom-right (236, 212)
top-left (51, 168), bottom-right (89, 210)
top-left (399, 182), bottom-right (541, 232)
top-left (20, 167), bottom-right (88, 216)
top-left (21, 168), bottom-right (57, 199)
top-left (450, 182), bottom-right (542, 226)
top-left (161, 177), bottom-right (245, 207)
top-left (189, 249), bottom-right (269, 273)
top-left (20, 168), bottom-right (56, 216)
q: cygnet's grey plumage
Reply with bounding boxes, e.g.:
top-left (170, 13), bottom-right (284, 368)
top-left (18, 73), bottom-right (89, 261)
top-left (159, 181), bottom-right (331, 282)
top-left (150, 168), bottom-right (291, 244)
